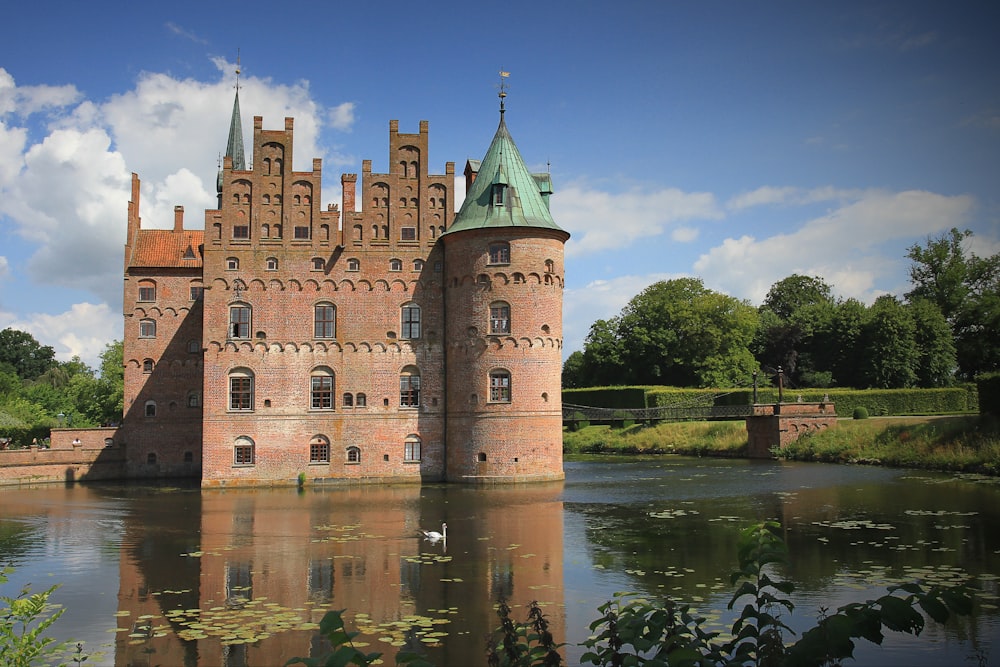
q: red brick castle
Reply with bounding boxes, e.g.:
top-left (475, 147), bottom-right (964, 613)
top-left (119, 87), bottom-right (568, 486)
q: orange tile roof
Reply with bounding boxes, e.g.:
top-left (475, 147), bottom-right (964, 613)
top-left (130, 229), bottom-right (204, 268)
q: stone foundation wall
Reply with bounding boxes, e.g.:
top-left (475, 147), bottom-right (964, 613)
top-left (746, 402), bottom-right (837, 458)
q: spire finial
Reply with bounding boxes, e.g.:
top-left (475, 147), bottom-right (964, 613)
top-left (498, 69), bottom-right (509, 115)
top-left (235, 49), bottom-right (242, 93)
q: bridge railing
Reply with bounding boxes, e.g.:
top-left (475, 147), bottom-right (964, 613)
top-left (563, 402), bottom-right (754, 424)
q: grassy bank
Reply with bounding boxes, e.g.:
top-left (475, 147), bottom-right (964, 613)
top-left (563, 415), bottom-right (1000, 475)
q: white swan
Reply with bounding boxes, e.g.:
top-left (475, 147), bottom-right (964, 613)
top-left (420, 522), bottom-right (447, 542)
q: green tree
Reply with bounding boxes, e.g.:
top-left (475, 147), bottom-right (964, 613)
top-left (906, 228), bottom-right (1000, 380)
top-left (908, 299), bottom-right (957, 387)
top-left (588, 278), bottom-right (759, 387)
top-left (755, 275), bottom-right (836, 388)
top-left (861, 295), bottom-right (919, 389)
top-left (93, 340), bottom-right (124, 425)
top-left (0, 329), bottom-right (55, 381)
top-left (561, 351), bottom-right (586, 389)
top-left (828, 298), bottom-right (869, 388)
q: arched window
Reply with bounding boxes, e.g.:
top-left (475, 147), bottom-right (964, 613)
top-left (346, 446), bottom-right (361, 463)
top-left (477, 452), bottom-right (487, 462)
top-left (312, 257), bottom-right (325, 270)
top-left (488, 242), bottom-right (510, 265)
top-left (142, 359), bottom-right (154, 373)
top-left (489, 369), bottom-right (511, 403)
top-left (545, 259), bottom-right (555, 274)
top-left (229, 369), bottom-right (254, 411)
top-left (137, 280), bottom-right (156, 302)
top-left (401, 304), bottom-right (421, 339)
top-left (229, 304), bottom-right (251, 339)
top-left (412, 259), bottom-right (424, 272)
top-left (347, 258), bottom-right (360, 272)
top-left (310, 435), bottom-right (330, 463)
top-left (187, 340), bottom-right (200, 353)
top-left (227, 257), bottom-right (239, 270)
top-left (262, 223), bottom-right (270, 238)
top-left (266, 257), bottom-right (278, 271)
top-left (356, 393), bottom-right (367, 407)
top-left (400, 366), bottom-right (420, 407)
top-left (310, 367), bottom-right (335, 410)
top-left (234, 437), bottom-right (255, 466)
top-left (314, 303), bottom-right (336, 338)
top-left (490, 302), bottom-right (510, 334)
top-left (187, 392), bottom-right (200, 408)
top-left (139, 319), bottom-right (156, 338)
top-left (147, 453), bottom-right (157, 464)
top-left (389, 258), bottom-right (403, 272)
top-left (404, 434), bottom-right (421, 462)
top-left (144, 400), bottom-right (157, 417)
top-left (342, 393), bottom-right (354, 407)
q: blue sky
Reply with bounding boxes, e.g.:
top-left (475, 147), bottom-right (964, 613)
top-left (1, 1), bottom-right (998, 368)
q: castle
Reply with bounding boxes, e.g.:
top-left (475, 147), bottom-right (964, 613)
top-left (118, 88), bottom-right (569, 486)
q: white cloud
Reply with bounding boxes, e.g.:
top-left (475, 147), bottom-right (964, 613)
top-left (0, 67), bottom-right (80, 116)
top-left (0, 256), bottom-right (8, 279)
top-left (554, 183), bottom-right (723, 257)
top-left (671, 226), bottom-right (699, 243)
top-left (329, 102), bottom-right (356, 131)
top-left (0, 302), bottom-right (120, 368)
top-left (726, 185), bottom-right (857, 211)
top-left (695, 189), bottom-right (976, 305)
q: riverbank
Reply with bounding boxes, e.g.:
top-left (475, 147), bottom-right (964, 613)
top-left (563, 414), bottom-right (1000, 475)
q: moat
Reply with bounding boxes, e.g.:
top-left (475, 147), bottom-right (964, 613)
top-left (2, 457), bottom-right (998, 666)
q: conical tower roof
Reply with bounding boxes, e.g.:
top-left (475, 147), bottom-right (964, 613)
top-left (225, 90), bottom-right (246, 171)
top-left (445, 110), bottom-right (565, 236)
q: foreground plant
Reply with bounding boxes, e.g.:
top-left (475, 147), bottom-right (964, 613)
top-left (1, 565), bottom-right (85, 667)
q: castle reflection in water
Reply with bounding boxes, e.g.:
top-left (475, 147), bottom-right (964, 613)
top-left (113, 482), bottom-right (565, 666)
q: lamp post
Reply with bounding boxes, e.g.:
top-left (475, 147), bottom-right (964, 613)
top-left (57, 412), bottom-right (65, 427)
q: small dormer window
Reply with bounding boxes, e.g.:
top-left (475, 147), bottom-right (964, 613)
top-left (492, 183), bottom-right (506, 206)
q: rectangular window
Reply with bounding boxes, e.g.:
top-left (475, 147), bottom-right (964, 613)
top-left (138, 286), bottom-right (155, 301)
top-left (294, 226), bottom-right (310, 239)
top-left (401, 305), bottom-right (421, 339)
top-left (233, 225), bottom-right (250, 239)
top-left (230, 377), bottom-right (253, 411)
top-left (400, 375), bottom-right (420, 407)
top-left (314, 305), bottom-right (335, 338)
top-left (490, 372), bottom-right (511, 402)
top-left (489, 243), bottom-right (510, 265)
top-left (234, 445), bottom-right (254, 465)
top-left (310, 443), bottom-right (330, 463)
top-left (230, 306), bottom-right (251, 338)
top-left (490, 305), bottom-right (510, 334)
top-left (404, 441), bottom-right (421, 462)
top-left (400, 227), bottom-right (416, 241)
top-left (139, 320), bottom-right (156, 338)
top-left (311, 376), bottom-right (333, 409)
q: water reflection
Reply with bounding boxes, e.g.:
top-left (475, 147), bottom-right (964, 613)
top-left (108, 483), bottom-right (565, 666)
top-left (1, 460), bottom-right (999, 666)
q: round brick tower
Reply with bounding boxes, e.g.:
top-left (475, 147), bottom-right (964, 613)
top-left (441, 101), bottom-right (569, 483)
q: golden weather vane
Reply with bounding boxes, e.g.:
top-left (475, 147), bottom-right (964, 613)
top-left (498, 69), bottom-right (510, 112)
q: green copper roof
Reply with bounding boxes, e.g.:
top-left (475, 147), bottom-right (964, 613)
top-left (226, 90), bottom-right (246, 171)
top-left (445, 114), bottom-right (565, 235)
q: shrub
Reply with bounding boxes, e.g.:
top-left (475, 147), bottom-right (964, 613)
top-left (853, 406), bottom-right (869, 420)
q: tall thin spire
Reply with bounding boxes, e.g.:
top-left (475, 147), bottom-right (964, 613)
top-left (498, 69), bottom-right (509, 117)
top-left (217, 54), bottom-right (246, 203)
top-left (226, 53), bottom-right (246, 171)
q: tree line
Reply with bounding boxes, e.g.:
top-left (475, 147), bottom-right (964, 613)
top-left (563, 228), bottom-right (999, 390)
top-left (0, 330), bottom-right (123, 437)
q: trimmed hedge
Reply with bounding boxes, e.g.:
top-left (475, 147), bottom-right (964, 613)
top-left (563, 385), bottom-right (979, 419)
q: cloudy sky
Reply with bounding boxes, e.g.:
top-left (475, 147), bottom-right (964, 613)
top-left (1, 1), bottom-right (998, 368)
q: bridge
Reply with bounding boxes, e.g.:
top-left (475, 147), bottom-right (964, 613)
top-left (562, 397), bottom-right (754, 423)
